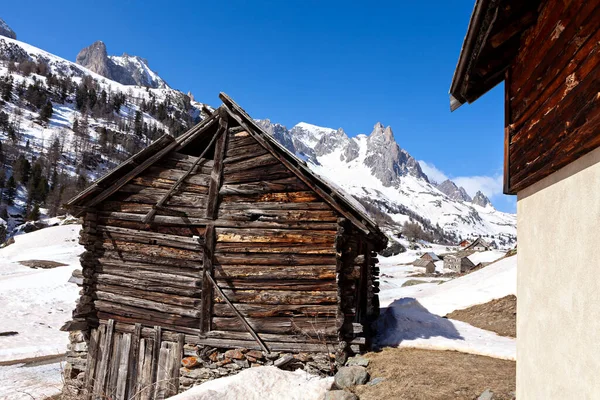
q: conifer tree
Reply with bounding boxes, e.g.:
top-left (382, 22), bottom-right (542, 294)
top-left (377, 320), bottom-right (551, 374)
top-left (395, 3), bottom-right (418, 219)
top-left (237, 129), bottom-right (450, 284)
top-left (5, 175), bottom-right (16, 206)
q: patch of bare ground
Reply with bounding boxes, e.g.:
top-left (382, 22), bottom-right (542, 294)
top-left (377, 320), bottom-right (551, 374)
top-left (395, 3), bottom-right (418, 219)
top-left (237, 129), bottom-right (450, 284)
top-left (445, 295), bottom-right (516, 338)
top-left (354, 348), bottom-right (515, 400)
top-left (18, 260), bottom-right (69, 269)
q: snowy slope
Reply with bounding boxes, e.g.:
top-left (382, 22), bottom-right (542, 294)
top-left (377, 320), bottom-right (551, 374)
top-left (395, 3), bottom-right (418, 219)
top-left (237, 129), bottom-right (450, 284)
top-left (376, 254), bottom-right (517, 360)
top-left (0, 224), bottom-right (82, 363)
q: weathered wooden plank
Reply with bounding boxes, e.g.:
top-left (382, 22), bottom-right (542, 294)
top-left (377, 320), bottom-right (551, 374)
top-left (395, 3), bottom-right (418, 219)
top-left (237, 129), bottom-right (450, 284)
top-left (107, 331), bottom-right (122, 399)
top-left (227, 133), bottom-right (258, 148)
top-left (138, 338), bottom-right (153, 400)
top-left (154, 342), bottom-right (170, 400)
top-left (97, 225), bottom-right (203, 250)
top-left (223, 163), bottom-right (295, 184)
top-left (214, 242), bottom-right (335, 254)
top-left (219, 201), bottom-right (331, 211)
top-left (115, 333), bottom-right (131, 400)
top-left (97, 284), bottom-right (200, 308)
top-left (200, 225), bottom-right (215, 333)
top-left (212, 316), bottom-right (337, 336)
top-left (219, 177), bottom-right (309, 195)
top-left (162, 153), bottom-right (213, 173)
top-left (84, 326), bottom-right (101, 400)
top-left (216, 289), bottom-right (337, 305)
top-left (213, 303), bottom-right (338, 318)
top-left (213, 264), bottom-right (336, 280)
top-left (93, 319), bottom-right (114, 397)
top-left (223, 153), bottom-right (280, 174)
top-left (225, 142), bottom-right (269, 159)
top-left (97, 312), bottom-right (200, 336)
top-left (223, 145), bottom-right (270, 165)
top-left (142, 167), bottom-right (211, 187)
top-left (98, 211), bottom-right (337, 230)
top-left (113, 184), bottom-right (208, 208)
top-left (214, 253), bottom-right (337, 266)
top-left (126, 323), bottom-right (142, 400)
top-left (99, 251), bottom-right (202, 270)
top-left (217, 279), bottom-right (336, 291)
top-left (95, 291), bottom-right (201, 318)
top-left (215, 227), bottom-right (336, 244)
top-left (100, 201), bottom-right (208, 218)
top-left (130, 175), bottom-right (209, 194)
top-left (217, 208), bottom-right (336, 222)
top-left (95, 273), bottom-right (202, 296)
top-left (95, 268), bottom-right (199, 288)
top-left (97, 259), bottom-right (199, 277)
top-left (98, 239), bottom-right (203, 261)
top-left (96, 301), bottom-right (199, 328)
top-left (221, 191), bottom-right (320, 203)
top-left (206, 121), bottom-right (228, 219)
top-left (96, 218), bottom-right (206, 237)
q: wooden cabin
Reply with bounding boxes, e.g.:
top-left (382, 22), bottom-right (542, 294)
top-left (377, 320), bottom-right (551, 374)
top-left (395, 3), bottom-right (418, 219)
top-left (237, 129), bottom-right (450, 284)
top-left (458, 239), bottom-right (470, 248)
top-left (420, 252), bottom-right (440, 262)
top-left (450, 0), bottom-right (600, 397)
top-left (464, 237), bottom-right (490, 252)
top-left (412, 259), bottom-right (436, 274)
top-left (61, 93), bottom-right (387, 398)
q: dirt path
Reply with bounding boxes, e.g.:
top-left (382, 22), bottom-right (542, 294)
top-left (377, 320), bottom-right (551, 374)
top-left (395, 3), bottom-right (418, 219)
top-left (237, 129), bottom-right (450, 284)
top-left (446, 295), bottom-right (516, 337)
top-left (354, 348), bottom-right (515, 400)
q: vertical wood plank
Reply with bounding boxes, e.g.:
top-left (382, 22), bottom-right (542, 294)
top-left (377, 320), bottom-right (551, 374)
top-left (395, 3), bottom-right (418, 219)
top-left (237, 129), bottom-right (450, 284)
top-left (107, 332), bottom-right (122, 398)
top-left (200, 224), bottom-right (216, 332)
top-left (127, 323), bottom-right (142, 399)
top-left (154, 342), bottom-right (170, 400)
top-left (115, 333), bottom-right (132, 400)
top-left (205, 122), bottom-right (229, 219)
top-left (93, 319), bottom-right (114, 397)
top-left (139, 338), bottom-right (154, 400)
top-left (151, 325), bottom-right (162, 397)
top-left (84, 327), bottom-right (100, 400)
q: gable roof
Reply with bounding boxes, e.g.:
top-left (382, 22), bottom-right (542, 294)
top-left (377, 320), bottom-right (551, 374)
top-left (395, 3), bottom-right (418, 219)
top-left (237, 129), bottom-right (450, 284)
top-left (66, 92), bottom-right (387, 247)
top-left (465, 237), bottom-right (490, 250)
top-left (449, 0), bottom-right (541, 111)
top-left (413, 259), bottom-right (435, 268)
top-left (421, 252), bottom-right (440, 261)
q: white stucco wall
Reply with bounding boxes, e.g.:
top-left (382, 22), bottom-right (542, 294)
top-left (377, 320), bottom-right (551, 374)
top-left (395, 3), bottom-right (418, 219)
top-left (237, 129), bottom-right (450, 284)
top-left (517, 146), bottom-right (600, 398)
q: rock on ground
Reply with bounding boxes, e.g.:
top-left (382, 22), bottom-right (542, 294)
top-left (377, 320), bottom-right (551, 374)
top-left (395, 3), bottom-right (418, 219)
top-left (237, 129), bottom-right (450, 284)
top-left (334, 366), bottom-right (369, 389)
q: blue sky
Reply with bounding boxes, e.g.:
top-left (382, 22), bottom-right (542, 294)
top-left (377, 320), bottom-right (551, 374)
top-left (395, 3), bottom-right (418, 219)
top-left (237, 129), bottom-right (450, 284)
top-left (2, 0), bottom-right (515, 212)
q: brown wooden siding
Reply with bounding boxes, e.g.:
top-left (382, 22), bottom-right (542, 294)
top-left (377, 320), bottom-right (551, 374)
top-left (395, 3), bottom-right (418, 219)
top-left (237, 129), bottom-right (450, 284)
top-left (506, 0), bottom-right (600, 193)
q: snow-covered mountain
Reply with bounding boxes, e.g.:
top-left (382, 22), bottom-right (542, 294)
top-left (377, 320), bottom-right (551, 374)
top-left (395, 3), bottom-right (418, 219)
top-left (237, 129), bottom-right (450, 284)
top-left (0, 18), bottom-right (16, 40)
top-left (0, 32), bottom-right (515, 247)
top-left (76, 41), bottom-right (169, 89)
top-left (258, 120), bottom-right (516, 246)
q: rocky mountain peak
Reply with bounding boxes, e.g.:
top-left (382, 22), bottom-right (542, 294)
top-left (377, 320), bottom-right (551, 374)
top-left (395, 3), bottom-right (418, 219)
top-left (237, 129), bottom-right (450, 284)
top-left (436, 180), bottom-right (473, 202)
top-left (76, 41), bottom-right (168, 89)
top-left (0, 18), bottom-right (17, 40)
top-left (472, 191), bottom-right (492, 207)
top-left (364, 123), bottom-right (428, 185)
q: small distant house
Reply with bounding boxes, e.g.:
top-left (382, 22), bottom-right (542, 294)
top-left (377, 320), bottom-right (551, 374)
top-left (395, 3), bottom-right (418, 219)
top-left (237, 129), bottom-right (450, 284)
top-left (458, 239), bottom-right (470, 247)
top-left (464, 237), bottom-right (490, 252)
top-left (412, 259), bottom-right (436, 273)
top-left (444, 253), bottom-right (475, 273)
top-left (420, 252), bottom-right (440, 262)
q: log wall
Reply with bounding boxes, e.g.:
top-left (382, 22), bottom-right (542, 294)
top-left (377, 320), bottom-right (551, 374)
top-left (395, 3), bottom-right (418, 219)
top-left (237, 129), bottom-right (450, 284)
top-left (506, 0), bottom-right (600, 193)
top-left (69, 122), bottom-right (381, 397)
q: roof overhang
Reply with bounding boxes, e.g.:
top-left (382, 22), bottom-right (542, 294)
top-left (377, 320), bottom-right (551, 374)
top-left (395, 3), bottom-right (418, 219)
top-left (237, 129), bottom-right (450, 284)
top-left (449, 0), bottom-right (540, 111)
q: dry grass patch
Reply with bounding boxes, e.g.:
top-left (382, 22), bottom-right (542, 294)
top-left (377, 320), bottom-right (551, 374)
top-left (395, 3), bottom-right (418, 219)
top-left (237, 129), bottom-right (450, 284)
top-left (354, 348), bottom-right (515, 400)
top-left (446, 295), bottom-right (516, 338)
